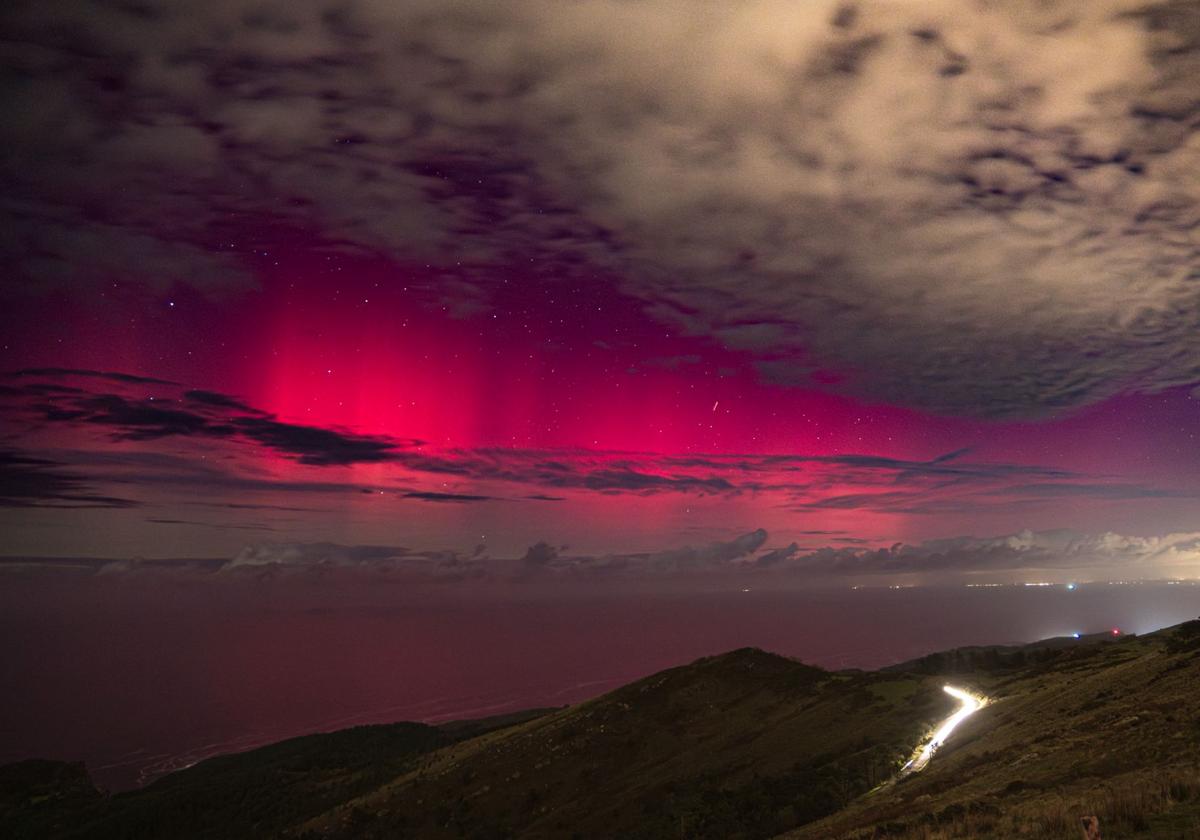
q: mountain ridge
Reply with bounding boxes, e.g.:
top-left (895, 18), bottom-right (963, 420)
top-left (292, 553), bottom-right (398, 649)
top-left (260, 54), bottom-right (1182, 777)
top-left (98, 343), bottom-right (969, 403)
top-left (3, 622), bottom-right (1198, 839)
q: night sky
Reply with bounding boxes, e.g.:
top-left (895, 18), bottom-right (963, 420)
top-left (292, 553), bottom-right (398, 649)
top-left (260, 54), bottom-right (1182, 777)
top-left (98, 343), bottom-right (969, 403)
top-left (3, 0), bottom-right (1200, 585)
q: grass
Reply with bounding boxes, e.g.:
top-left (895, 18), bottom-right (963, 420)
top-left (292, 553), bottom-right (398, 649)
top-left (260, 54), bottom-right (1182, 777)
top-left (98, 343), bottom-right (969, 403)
top-left (1, 710), bottom-right (551, 840)
top-left (297, 649), bottom-right (956, 839)
top-left (6, 621), bottom-right (1199, 840)
top-left (846, 767), bottom-right (1200, 838)
top-left (783, 624), bottom-right (1200, 839)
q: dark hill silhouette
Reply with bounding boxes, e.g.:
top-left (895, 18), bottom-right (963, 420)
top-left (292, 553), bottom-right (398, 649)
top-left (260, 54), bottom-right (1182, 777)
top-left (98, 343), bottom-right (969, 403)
top-left (5, 622), bottom-right (1200, 839)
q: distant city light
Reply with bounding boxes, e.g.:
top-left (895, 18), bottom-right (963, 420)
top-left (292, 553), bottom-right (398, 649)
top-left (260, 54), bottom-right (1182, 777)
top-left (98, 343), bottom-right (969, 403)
top-left (1066, 583), bottom-right (1076, 591)
top-left (1112, 628), bottom-right (1121, 636)
top-left (1072, 632), bottom-right (1081, 639)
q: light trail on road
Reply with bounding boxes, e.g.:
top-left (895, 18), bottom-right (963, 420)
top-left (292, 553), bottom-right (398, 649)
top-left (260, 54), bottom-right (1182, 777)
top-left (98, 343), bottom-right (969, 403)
top-left (903, 685), bottom-right (988, 774)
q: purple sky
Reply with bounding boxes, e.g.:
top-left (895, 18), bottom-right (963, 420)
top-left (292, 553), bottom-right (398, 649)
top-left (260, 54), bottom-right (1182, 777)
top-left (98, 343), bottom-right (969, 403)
top-left (1, 0), bottom-right (1199, 585)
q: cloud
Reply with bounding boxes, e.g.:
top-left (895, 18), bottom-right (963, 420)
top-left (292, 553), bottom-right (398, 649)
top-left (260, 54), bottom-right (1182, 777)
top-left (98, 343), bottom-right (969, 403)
top-left (530, 525), bottom-right (1200, 581)
top-left (227, 542), bottom-right (409, 570)
top-left (15, 526), bottom-right (1197, 584)
top-left (196, 502), bottom-right (317, 512)
top-left (0, 450), bottom-right (138, 509)
top-left (999, 482), bottom-right (1196, 500)
top-left (753, 542), bottom-right (801, 567)
top-left (789, 528), bottom-right (1200, 578)
top-left (6, 370), bottom-right (1193, 515)
top-left (232, 416), bottom-right (404, 466)
top-left (221, 541), bottom-right (485, 580)
top-left (12, 448), bottom-right (390, 500)
top-left (182, 389), bottom-right (264, 414)
top-left (787, 470), bottom-right (1200, 514)
top-left (520, 541), bottom-right (561, 571)
top-left (147, 517), bottom-right (275, 532)
top-left (4, 1), bottom-right (1199, 416)
top-left (242, 528), bottom-right (774, 579)
top-left (14, 368), bottom-right (177, 386)
top-left (533, 528), bottom-right (770, 577)
top-left (4, 370), bottom-right (416, 466)
top-left (401, 490), bottom-right (493, 503)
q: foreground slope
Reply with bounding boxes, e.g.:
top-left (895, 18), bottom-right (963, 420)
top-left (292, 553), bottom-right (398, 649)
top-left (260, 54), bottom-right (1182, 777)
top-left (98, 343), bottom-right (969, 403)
top-left (299, 649), bottom-right (950, 839)
top-left (1, 711), bottom-right (550, 840)
top-left (6, 623), bottom-right (1198, 839)
top-left (782, 621), bottom-right (1200, 839)
top-left (2, 650), bottom-right (952, 840)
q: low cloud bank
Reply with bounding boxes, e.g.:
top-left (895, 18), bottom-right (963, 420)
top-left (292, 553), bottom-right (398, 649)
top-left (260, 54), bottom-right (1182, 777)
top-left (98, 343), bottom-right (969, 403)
top-left (6, 527), bottom-right (1197, 585)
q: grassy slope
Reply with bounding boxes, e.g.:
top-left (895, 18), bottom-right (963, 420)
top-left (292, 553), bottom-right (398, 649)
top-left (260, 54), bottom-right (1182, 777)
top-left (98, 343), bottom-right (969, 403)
top-left (7, 623), bottom-right (1198, 840)
top-left (298, 649), bottom-right (952, 840)
top-left (1, 709), bottom-right (551, 840)
top-left (780, 621), bottom-right (1200, 840)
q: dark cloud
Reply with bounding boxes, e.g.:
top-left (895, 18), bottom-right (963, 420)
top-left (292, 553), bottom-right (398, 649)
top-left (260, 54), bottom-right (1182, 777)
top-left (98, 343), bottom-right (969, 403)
top-left (2, 2), bottom-right (1197, 416)
top-left (4, 371), bottom-right (416, 466)
top-left (379, 451), bottom-right (765, 496)
top-left (1000, 482), bottom-right (1196, 500)
top-left (146, 518), bottom-right (275, 532)
top-left (196, 502), bottom-right (317, 512)
top-left (221, 542), bottom-right (484, 581)
top-left (754, 542), bottom-right (801, 567)
top-left (604, 528), bottom-right (770, 575)
top-left (521, 542), bottom-right (561, 570)
top-left (661, 449), bottom-right (1073, 485)
top-left (232, 416), bottom-right (402, 466)
top-left (182, 390), bottom-right (265, 414)
top-left (569, 468), bottom-right (735, 494)
top-left (787, 471), bottom-right (1200, 513)
top-left (218, 529), bottom-right (772, 580)
top-left (402, 490), bottom-right (493, 503)
top-left (4, 370), bottom-right (1189, 513)
top-left (227, 542), bottom-right (411, 571)
top-left (795, 491), bottom-right (920, 511)
top-left (78, 394), bottom-right (216, 440)
top-left (0, 449), bottom-right (138, 509)
top-left (12, 368), bottom-right (177, 386)
top-left (23, 448), bottom-right (377, 495)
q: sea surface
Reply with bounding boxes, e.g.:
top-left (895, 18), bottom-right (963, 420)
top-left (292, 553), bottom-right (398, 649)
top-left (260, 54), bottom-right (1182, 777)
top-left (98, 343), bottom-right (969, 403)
top-left (1, 575), bottom-right (1195, 790)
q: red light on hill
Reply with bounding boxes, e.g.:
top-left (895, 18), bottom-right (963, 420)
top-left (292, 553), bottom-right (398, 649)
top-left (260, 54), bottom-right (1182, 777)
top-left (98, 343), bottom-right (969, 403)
top-left (1112, 628), bottom-right (1121, 635)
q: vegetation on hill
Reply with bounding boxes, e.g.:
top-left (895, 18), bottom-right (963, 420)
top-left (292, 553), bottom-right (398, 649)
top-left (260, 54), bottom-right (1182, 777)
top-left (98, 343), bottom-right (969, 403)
top-left (0, 710), bottom-right (550, 840)
top-left (784, 621), bottom-right (1200, 839)
top-left (0, 759), bottom-right (102, 835)
top-left (4, 622), bottom-right (1199, 840)
top-left (299, 648), bottom-right (950, 840)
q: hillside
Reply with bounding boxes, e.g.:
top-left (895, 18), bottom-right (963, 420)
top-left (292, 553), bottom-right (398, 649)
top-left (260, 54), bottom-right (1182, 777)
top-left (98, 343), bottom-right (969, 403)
top-left (783, 621), bottom-right (1200, 839)
top-left (3, 623), bottom-right (1198, 839)
top-left (299, 648), bottom-right (951, 839)
top-left (0, 710), bottom-right (552, 840)
top-left (2, 650), bottom-right (952, 840)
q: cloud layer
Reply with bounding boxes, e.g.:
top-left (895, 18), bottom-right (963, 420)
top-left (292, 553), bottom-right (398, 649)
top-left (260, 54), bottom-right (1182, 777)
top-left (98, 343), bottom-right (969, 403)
top-left (4, 369), bottom-right (1193, 518)
top-left (3, 1), bottom-right (1198, 417)
top-left (6, 527), bottom-right (1198, 584)
top-left (7, 368), bottom-right (415, 466)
